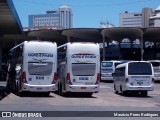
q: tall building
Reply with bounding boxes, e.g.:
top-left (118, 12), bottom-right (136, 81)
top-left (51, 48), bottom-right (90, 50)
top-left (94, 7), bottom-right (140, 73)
top-left (119, 6), bottom-right (160, 27)
top-left (119, 11), bottom-right (142, 27)
top-left (142, 8), bottom-right (153, 27)
top-left (149, 5), bottom-right (160, 27)
top-left (28, 5), bottom-right (73, 30)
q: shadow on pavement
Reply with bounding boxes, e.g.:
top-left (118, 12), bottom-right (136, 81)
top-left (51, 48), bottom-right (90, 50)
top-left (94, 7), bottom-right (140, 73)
top-left (0, 86), bottom-right (10, 101)
top-left (115, 92), bottom-right (153, 98)
top-left (100, 80), bottom-right (113, 83)
top-left (14, 92), bottom-right (55, 98)
top-left (53, 91), bottom-right (97, 98)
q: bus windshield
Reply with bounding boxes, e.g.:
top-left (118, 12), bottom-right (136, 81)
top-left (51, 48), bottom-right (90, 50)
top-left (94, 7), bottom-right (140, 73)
top-left (128, 62), bottom-right (152, 75)
top-left (102, 62), bottom-right (113, 67)
top-left (28, 62), bottom-right (53, 75)
top-left (72, 63), bottom-right (96, 76)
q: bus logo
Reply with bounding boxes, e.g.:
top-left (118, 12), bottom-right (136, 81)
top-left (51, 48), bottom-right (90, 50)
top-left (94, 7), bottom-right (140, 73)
top-left (71, 54), bottom-right (96, 59)
top-left (28, 53), bottom-right (53, 58)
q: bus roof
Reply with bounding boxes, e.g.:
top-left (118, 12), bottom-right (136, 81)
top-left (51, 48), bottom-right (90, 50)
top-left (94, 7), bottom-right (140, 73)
top-left (148, 60), bottom-right (160, 62)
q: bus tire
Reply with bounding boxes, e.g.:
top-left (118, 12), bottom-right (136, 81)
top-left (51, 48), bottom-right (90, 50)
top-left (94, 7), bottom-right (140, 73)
top-left (59, 83), bottom-right (64, 96)
top-left (6, 74), bottom-right (11, 90)
top-left (15, 81), bottom-right (19, 95)
top-left (58, 83), bottom-right (61, 95)
top-left (120, 86), bottom-right (127, 96)
top-left (114, 84), bottom-right (118, 94)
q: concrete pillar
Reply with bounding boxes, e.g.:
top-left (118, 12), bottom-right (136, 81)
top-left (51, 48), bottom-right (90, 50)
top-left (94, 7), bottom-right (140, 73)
top-left (140, 33), bottom-right (144, 61)
top-left (0, 36), bottom-right (2, 71)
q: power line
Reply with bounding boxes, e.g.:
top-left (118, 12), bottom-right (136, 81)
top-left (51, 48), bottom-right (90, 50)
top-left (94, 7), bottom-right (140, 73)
top-left (19, 0), bottom-right (156, 8)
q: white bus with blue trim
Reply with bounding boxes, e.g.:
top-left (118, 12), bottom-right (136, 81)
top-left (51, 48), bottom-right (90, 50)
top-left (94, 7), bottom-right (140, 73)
top-left (101, 60), bottom-right (122, 81)
top-left (114, 61), bottom-right (154, 96)
top-left (7, 41), bottom-right (57, 96)
top-left (148, 60), bottom-right (160, 81)
top-left (57, 42), bottom-right (100, 96)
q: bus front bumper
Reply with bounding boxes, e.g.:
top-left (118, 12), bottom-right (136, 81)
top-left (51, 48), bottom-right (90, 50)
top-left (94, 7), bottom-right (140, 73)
top-left (66, 85), bottom-right (99, 93)
top-left (21, 84), bottom-right (56, 92)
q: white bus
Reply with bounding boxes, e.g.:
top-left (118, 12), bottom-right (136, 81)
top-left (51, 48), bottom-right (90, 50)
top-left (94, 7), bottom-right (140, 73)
top-left (114, 61), bottom-right (154, 96)
top-left (7, 41), bottom-right (57, 96)
top-left (101, 61), bottom-right (122, 81)
top-left (148, 60), bottom-right (160, 81)
top-left (57, 42), bottom-right (100, 96)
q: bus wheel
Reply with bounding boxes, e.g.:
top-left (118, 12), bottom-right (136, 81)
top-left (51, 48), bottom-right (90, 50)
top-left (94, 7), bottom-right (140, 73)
top-left (15, 81), bottom-right (19, 95)
top-left (114, 84), bottom-right (118, 94)
top-left (141, 91), bottom-right (148, 97)
top-left (58, 83), bottom-right (61, 95)
top-left (6, 81), bottom-right (10, 90)
top-left (58, 83), bottom-right (63, 96)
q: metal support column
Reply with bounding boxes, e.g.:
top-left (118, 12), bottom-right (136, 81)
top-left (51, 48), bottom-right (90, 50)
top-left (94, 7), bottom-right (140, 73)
top-left (140, 33), bottom-right (144, 61)
top-left (67, 36), bottom-right (70, 42)
top-left (102, 35), bottom-right (105, 61)
top-left (0, 36), bottom-right (2, 72)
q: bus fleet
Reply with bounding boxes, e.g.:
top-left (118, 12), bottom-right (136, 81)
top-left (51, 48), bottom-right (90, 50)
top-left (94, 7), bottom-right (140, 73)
top-left (6, 40), bottom-right (156, 97)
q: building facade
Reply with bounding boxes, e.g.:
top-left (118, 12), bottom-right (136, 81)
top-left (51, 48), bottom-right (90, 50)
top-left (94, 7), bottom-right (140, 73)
top-left (119, 11), bottom-right (142, 27)
top-left (28, 5), bottom-right (73, 30)
top-left (119, 6), bottom-right (160, 27)
top-left (149, 5), bottom-right (160, 27)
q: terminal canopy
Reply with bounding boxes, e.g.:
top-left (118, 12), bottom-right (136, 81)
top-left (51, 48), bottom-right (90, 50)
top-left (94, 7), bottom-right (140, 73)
top-left (101, 28), bottom-right (143, 42)
top-left (62, 28), bottom-right (102, 43)
top-left (143, 28), bottom-right (160, 42)
top-left (27, 29), bottom-right (67, 46)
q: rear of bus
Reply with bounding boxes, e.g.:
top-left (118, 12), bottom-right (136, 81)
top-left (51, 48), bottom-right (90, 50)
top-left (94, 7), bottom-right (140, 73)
top-left (21, 41), bottom-right (57, 92)
top-left (149, 60), bottom-right (160, 81)
top-left (124, 61), bottom-right (154, 93)
top-left (101, 61), bottom-right (121, 81)
top-left (66, 42), bottom-right (100, 93)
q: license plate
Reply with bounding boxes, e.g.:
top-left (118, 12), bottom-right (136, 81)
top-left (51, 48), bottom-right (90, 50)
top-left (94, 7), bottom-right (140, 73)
top-left (137, 87), bottom-right (143, 90)
top-left (85, 82), bottom-right (93, 85)
top-left (81, 87), bottom-right (86, 89)
top-left (37, 87), bottom-right (43, 90)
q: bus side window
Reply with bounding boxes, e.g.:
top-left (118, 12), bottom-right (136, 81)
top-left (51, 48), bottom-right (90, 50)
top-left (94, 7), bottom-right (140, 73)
top-left (121, 67), bottom-right (125, 76)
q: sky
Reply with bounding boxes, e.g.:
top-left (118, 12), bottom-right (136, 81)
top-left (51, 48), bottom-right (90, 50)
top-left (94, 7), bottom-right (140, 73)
top-left (12, 0), bottom-right (160, 28)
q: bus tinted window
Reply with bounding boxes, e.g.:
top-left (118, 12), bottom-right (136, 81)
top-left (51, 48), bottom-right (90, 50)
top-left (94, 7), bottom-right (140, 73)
top-left (28, 62), bottom-right (53, 75)
top-left (102, 62), bottom-right (113, 67)
top-left (72, 63), bottom-right (96, 76)
top-left (128, 62), bottom-right (152, 75)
